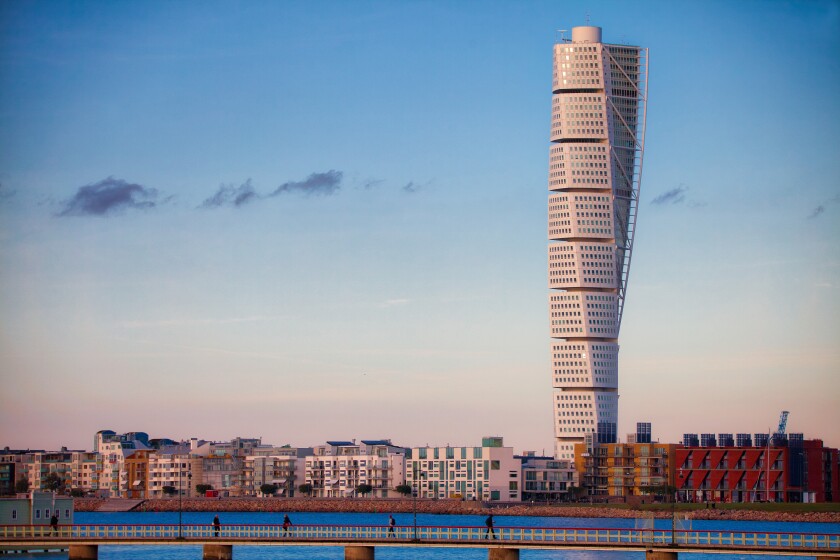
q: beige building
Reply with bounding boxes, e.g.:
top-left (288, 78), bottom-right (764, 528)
top-left (147, 446), bottom-right (196, 498)
top-left (243, 446), bottom-right (311, 497)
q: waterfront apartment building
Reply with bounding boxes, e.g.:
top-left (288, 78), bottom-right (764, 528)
top-left (548, 26), bottom-right (648, 460)
top-left (146, 445), bottom-right (196, 498)
top-left (574, 438), bottom-right (675, 498)
top-left (406, 437), bottom-right (521, 502)
top-left (676, 434), bottom-right (839, 503)
top-left (305, 440), bottom-right (406, 498)
top-left (0, 450), bottom-right (98, 496)
top-left (124, 449), bottom-right (154, 499)
top-left (243, 445), bottom-right (312, 497)
top-left (94, 430), bottom-right (151, 497)
top-left (15, 451), bottom-right (73, 495)
top-left (518, 453), bottom-right (577, 502)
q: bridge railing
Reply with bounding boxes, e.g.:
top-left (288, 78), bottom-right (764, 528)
top-left (1, 524), bottom-right (838, 550)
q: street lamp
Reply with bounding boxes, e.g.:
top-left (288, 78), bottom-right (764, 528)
top-left (178, 460), bottom-right (192, 540)
top-left (412, 466), bottom-right (426, 542)
top-left (178, 459), bottom-right (184, 539)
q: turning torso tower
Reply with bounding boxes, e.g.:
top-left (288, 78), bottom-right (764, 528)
top-left (548, 26), bottom-right (648, 460)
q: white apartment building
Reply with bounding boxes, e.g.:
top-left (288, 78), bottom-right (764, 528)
top-left (305, 440), bottom-right (406, 498)
top-left (147, 445), bottom-right (195, 498)
top-left (548, 26), bottom-right (648, 460)
top-left (406, 437), bottom-right (521, 502)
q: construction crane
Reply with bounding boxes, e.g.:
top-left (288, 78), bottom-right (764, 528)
top-left (776, 411), bottom-right (789, 436)
top-left (771, 410), bottom-right (790, 447)
top-left (764, 410), bottom-right (789, 502)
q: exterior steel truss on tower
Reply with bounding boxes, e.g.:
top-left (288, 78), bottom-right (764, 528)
top-left (548, 26), bottom-right (647, 461)
top-left (604, 45), bottom-right (648, 326)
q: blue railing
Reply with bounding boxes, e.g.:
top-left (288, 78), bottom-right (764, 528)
top-left (1, 524), bottom-right (838, 551)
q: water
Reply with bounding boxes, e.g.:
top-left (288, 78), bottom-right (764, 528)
top-left (34, 511), bottom-right (840, 559)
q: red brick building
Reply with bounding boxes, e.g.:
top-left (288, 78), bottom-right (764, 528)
top-left (675, 438), bottom-right (838, 503)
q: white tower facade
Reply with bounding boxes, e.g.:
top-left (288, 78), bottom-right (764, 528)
top-left (549, 26), bottom-right (648, 460)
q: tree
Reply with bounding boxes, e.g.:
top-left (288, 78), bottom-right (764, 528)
top-left (298, 483), bottom-right (313, 497)
top-left (44, 473), bottom-right (64, 493)
top-left (566, 484), bottom-right (587, 502)
top-left (162, 485), bottom-right (177, 496)
top-left (196, 484), bottom-right (212, 496)
top-left (70, 489), bottom-right (86, 498)
top-left (260, 484), bottom-right (278, 496)
top-left (356, 484), bottom-right (373, 497)
top-left (640, 484), bottom-right (677, 502)
top-left (15, 477), bottom-right (29, 494)
top-left (395, 484), bottom-right (412, 496)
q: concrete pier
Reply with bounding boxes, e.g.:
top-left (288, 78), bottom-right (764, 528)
top-left (68, 545), bottom-right (98, 560)
top-left (646, 550), bottom-right (677, 560)
top-left (203, 544), bottom-right (233, 560)
top-left (488, 548), bottom-right (520, 560)
top-left (345, 545), bottom-right (375, 560)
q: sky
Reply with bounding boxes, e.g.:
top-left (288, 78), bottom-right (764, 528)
top-left (1, 0), bottom-right (838, 453)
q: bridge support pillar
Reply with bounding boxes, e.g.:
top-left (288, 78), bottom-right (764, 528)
top-left (345, 545), bottom-right (375, 560)
top-left (488, 548), bottom-right (519, 560)
top-left (69, 545), bottom-right (98, 560)
top-left (203, 544), bottom-right (233, 560)
top-left (646, 550), bottom-right (677, 560)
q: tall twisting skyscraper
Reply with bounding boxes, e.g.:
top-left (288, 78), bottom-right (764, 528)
top-left (548, 26), bottom-right (648, 460)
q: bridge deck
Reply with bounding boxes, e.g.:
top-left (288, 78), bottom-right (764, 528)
top-left (2, 524), bottom-right (838, 557)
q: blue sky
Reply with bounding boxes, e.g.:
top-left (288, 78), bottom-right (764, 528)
top-left (1, 0), bottom-right (838, 452)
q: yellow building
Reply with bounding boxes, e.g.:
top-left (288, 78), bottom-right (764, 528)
top-left (574, 441), bottom-right (675, 498)
top-left (124, 450), bottom-right (153, 499)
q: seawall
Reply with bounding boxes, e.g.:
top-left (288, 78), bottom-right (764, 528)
top-left (73, 498), bottom-right (840, 523)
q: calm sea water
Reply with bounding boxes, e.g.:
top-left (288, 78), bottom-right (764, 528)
top-left (34, 511), bottom-right (840, 559)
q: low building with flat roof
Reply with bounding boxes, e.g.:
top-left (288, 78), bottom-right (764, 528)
top-left (0, 491), bottom-right (73, 526)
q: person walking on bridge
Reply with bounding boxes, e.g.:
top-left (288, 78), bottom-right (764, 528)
top-left (213, 515), bottom-right (221, 537)
top-left (484, 514), bottom-right (496, 540)
top-left (282, 514), bottom-right (292, 536)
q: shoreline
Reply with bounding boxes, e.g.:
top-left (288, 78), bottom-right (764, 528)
top-left (74, 498), bottom-right (840, 524)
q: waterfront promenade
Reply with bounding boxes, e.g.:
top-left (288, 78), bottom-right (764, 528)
top-left (76, 498), bottom-right (840, 523)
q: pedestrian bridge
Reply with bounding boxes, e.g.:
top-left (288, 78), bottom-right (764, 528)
top-left (1, 523), bottom-right (839, 559)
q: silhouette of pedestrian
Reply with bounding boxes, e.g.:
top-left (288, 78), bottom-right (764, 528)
top-left (388, 514), bottom-right (396, 537)
top-left (50, 514), bottom-right (59, 535)
top-left (484, 514), bottom-right (496, 540)
top-left (282, 514), bottom-right (292, 536)
top-left (213, 515), bottom-right (220, 537)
